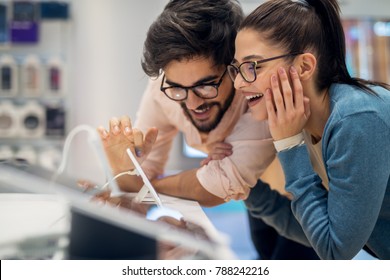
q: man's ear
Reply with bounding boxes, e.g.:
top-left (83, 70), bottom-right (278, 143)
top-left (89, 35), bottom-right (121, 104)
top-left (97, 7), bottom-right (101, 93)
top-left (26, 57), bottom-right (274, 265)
top-left (295, 53), bottom-right (316, 81)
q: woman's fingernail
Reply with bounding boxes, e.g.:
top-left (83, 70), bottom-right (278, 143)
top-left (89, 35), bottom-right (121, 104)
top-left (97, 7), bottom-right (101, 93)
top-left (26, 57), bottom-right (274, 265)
top-left (271, 75), bottom-right (277, 83)
top-left (114, 125), bottom-right (120, 133)
top-left (278, 67), bottom-right (285, 74)
top-left (135, 148), bottom-right (142, 157)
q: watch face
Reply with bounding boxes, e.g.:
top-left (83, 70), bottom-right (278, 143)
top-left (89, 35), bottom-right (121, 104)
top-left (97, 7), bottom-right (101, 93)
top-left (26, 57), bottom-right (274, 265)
top-left (24, 114), bottom-right (40, 130)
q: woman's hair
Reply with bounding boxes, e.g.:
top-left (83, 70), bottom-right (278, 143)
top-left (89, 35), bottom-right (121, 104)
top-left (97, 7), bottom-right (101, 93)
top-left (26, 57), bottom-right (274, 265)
top-left (141, 0), bottom-right (244, 78)
top-left (240, 0), bottom-right (390, 94)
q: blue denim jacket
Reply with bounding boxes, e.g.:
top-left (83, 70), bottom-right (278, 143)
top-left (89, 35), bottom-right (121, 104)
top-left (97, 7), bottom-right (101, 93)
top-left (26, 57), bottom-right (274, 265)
top-left (246, 83), bottom-right (390, 259)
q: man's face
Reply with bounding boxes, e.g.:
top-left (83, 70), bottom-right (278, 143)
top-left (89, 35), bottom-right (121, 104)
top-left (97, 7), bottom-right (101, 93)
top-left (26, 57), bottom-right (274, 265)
top-left (162, 56), bottom-right (234, 133)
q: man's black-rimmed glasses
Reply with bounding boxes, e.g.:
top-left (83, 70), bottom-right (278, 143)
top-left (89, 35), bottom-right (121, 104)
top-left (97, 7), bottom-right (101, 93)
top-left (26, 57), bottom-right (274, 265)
top-left (160, 69), bottom-right (227, 101)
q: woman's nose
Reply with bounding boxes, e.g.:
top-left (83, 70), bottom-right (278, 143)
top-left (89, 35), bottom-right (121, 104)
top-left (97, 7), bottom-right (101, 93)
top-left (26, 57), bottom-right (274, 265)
top-left (234, 74), bottom-right (250, 89)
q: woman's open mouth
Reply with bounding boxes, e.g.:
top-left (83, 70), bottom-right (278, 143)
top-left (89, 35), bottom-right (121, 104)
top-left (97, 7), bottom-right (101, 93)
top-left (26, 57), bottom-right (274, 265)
top-left (245, 93), bottom-right (264, 107)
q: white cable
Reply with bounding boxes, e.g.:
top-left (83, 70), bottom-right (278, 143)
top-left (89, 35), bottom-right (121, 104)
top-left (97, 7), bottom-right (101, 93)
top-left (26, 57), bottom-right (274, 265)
top-left (54, 125), bottom-right (163, 207)
top-left (52, 124), bottom-right (120, 194)
top-left (55, 124), bottom-right (94, 177)
top-left (99, 170), bottom-right (137, 190)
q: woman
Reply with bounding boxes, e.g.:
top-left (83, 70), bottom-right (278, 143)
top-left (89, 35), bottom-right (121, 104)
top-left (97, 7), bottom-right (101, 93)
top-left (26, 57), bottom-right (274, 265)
top-left (228, 0), bottom-right (390, 259)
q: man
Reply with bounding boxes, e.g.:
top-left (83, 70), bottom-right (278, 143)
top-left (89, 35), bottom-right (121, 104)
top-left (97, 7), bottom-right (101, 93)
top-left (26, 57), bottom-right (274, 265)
top-left (98, 0), bottom-right (318, 260)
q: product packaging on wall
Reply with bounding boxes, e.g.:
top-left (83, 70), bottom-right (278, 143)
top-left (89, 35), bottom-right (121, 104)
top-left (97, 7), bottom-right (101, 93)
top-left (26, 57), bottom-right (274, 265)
top-left (0, 0), bottom-right (70, 171)
top-left (0, 100), bottom-right (19, 137)
top-left (22, 54), bottom-right (42, 97)
top-left (14, 145), bottom-right (37, 164)
top-left (38, 145), bottom-right (62, 170)
top-left (10, 0), bottom-right (39, 43)
top-left (46, 56), bottom-right (64, 96)
top-left (0, 98), bottom-right (66, 137)
top-left (0, 145), bottom-right (13, 160)
top-left (18, 100), bottom-right (46, 138)
top-left (0, 54), bottom-right (18, 96)
top-left (0, 3), bottom-right (7, 43)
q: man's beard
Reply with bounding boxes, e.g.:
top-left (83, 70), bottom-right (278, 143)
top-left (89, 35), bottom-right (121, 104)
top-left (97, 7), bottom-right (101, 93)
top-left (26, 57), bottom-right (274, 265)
top-left (180, 88), bottom-right (235, 133)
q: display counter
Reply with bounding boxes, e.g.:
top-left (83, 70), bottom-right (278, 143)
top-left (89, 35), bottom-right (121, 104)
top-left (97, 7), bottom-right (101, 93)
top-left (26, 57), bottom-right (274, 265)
top-left (0, 163), bottom-right (235, 260)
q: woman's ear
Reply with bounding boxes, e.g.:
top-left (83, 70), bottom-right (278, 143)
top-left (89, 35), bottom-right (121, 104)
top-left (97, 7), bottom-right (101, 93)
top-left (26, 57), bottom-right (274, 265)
top-left (295, 53), bottom-right (316, 81)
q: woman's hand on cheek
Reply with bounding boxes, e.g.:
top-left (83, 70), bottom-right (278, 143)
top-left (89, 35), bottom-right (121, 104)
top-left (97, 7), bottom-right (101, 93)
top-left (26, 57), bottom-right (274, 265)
top-left (265, 66), bottom-right (310, 141)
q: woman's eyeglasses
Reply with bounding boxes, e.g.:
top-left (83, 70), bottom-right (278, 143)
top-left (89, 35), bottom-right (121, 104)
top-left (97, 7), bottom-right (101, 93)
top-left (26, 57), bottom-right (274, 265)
top-left (160, 70), bottom-right (227, 101)
top-left (227, 52), bottom-right (302, 83)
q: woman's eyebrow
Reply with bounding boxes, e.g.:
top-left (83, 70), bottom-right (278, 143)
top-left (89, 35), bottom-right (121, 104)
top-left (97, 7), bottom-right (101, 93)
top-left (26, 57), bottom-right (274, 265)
top-left (243, 54), bottom-right (265, 61)
top-left (232, 54), bottom-right (266, 64)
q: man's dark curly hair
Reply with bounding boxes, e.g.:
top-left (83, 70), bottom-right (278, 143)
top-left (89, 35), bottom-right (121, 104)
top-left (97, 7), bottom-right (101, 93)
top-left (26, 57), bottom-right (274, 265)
top-left (141, 0), bottom-right (244, 77)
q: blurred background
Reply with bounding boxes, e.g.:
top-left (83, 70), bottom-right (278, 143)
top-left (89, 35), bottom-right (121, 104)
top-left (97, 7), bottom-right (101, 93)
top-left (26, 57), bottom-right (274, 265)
top-left (1, 0), bottom-right (389, 180)
top-left (0, 0), bottom-right (389, 259)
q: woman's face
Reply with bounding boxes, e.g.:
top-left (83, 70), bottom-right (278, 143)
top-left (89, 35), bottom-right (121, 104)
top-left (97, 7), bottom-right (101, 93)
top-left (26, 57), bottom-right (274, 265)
top-left (231, 28), bottom-right (294, 120)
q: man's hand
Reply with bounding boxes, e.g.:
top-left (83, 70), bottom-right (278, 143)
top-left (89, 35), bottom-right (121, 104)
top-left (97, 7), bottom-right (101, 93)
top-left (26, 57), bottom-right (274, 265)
top-left (97, 115), bottom-right (158, 174)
